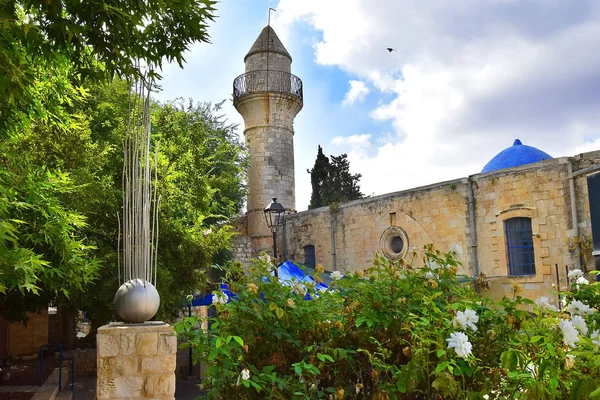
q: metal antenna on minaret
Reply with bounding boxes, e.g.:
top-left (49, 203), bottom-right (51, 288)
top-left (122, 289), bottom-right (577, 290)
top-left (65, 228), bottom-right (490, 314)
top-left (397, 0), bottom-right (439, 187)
top-left (268, 8), bottom-right (276, 26)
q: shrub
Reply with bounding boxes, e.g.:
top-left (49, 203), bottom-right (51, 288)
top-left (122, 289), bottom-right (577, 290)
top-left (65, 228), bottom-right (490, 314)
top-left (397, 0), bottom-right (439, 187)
top-left (176, 247), bottom-right (600, 399)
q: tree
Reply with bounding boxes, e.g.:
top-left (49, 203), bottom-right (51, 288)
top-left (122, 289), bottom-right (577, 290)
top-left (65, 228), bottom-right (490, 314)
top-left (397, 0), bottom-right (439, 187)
top-left (4, 77), bottom-right (247, 330)
top-left (0, 0), bottom-right (218, 327)
top-left (329, 153), bottom-right (363, 203)
top-left (307, 146), bottom-right (363, 209)
top-left (0, 0), bottom-right (216, 135)
top-left (307, 145), bottom-right (330, 209)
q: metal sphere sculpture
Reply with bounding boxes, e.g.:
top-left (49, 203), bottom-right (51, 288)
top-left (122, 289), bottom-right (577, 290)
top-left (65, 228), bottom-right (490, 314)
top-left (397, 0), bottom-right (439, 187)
top-left (115, 74), bottom-right (161, 323)
top-left (115, 279), bottom-right (160, 323)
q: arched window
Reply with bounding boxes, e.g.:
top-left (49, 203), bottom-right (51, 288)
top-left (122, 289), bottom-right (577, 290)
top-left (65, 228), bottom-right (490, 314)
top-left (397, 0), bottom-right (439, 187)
top-left (303, 245), bottom-right (316, 269)
top-left (504, 217), bottom-right (535, 275)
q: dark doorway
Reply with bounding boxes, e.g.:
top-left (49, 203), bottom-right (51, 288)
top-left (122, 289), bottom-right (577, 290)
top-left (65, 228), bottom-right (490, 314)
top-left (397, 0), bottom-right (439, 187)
top-left (303, 245), bottom-right (316, 269)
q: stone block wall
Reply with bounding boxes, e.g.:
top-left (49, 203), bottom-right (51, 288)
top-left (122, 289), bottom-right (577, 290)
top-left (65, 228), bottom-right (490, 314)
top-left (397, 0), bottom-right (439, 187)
top-left (284, 178), bottom-right (471, 275)
top-left (235, 92), bottom-right (302, 256)
top-left (97, 323), bottom-right (177, 400)
top-left (279, 151), bottom-right (599, 303)
top-left (231, 235), bottom-right (252, 267)
top-left (473, 159), bottom-right (570, 299)
top-left (62, 348), bottom-right (97, 375)
top-left (572, 151), bottom-right (600, 272)
top-left (8, 310), bottom-right (48, 355)
top-left (246, 52), bottom-right (291, 74)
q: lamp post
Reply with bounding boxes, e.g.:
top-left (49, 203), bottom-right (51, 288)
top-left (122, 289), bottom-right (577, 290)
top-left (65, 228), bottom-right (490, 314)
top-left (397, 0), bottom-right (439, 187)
top-left (264, 197), bottom-right (286, 277)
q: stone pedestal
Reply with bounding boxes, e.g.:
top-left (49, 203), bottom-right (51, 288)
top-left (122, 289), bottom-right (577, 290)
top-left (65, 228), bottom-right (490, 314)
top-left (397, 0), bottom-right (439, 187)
top-left (97, 322), bottom-right (177, 399)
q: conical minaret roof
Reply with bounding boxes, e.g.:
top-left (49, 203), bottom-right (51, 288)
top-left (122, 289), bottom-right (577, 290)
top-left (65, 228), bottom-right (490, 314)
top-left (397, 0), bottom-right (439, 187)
top-left (244, 25), bottom-right (292, 62)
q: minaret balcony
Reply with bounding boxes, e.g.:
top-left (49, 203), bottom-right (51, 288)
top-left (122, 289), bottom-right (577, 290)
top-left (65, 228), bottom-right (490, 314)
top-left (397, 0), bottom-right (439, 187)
top-left (233, 70), bottom-right (303, 105)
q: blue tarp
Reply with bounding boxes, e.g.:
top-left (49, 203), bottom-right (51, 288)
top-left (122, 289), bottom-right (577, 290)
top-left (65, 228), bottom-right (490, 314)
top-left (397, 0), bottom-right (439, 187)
top-left (190, 283), bottom-right (234, 307)
top-left (190, 261), bottom-right (328, 306)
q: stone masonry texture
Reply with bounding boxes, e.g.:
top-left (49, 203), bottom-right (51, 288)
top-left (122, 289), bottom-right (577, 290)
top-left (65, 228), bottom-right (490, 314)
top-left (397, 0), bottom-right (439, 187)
top-left (235, 28), bottom-right (303, 257)
top-left (231, 25), bottom-right (600, 307)
top-left (97, 323), bottom-right (176, 400)
top-left (280, 151), bottom-right (600, 303)
top-left (8, 310), bottom-right (48, 355)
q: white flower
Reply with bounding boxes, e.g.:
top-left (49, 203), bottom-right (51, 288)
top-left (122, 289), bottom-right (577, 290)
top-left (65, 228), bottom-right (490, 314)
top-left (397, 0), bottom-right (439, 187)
top-left (535, 297), bottom-right (559, 312)
top-left (426, 261), bottom-right (441, 270)
top-left (259, 253), bottom-right (272, 263)
top-left (446, 331), bottom-right (473, 358)
top-left (568, 299), bottom-right (594, 315)
top-left (564, 354), bottom-right (576, 370)
top-left (559, 319), bottom-right (580, 348)
top-left (483, 395), bottom-right (490, 400)
top-left (576, 276), bottom-right (589, 286)
top-left (211, 292), bottom-right (229, 305)
top-left (292, 283), bottom-right (307, 296)
top-left (453, 309), bottom-right (479, 332)
top-left (568, 269), bottom-right (584, 279)
top-left (241, 368), bottom-right (250, 380)
top-left (425, 271), bottom-right (438, 280)
top-left (571, 315), bottom-right (589, 335)
top-left (331, 271), bottom-right (344, 281)
top-left (591, 330), bottom-right (600, 347)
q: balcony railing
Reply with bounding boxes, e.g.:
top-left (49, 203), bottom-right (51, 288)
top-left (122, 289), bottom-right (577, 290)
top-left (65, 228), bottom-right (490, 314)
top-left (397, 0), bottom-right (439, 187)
top-left (233, 70), bottom-right (303, 103)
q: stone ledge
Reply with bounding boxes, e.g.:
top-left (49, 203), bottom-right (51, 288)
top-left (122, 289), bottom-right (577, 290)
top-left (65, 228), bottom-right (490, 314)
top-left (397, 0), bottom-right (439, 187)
top-left (31, 367), bottom-right (68, 400)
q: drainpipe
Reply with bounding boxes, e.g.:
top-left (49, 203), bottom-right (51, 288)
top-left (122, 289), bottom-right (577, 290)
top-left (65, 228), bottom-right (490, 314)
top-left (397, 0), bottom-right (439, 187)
top-left (568, 158), bottom-right (581, 270)
top-left (283, 216), bottom-right (288, 261)
top-left (467, 176), bottom-right (479, 280)
top-left (330, 212), bottom-right (337, 271)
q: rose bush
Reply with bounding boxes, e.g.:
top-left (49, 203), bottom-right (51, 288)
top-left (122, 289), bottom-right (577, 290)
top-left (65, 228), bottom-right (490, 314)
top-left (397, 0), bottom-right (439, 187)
top-left (176, 246), bottom-right (600, 399)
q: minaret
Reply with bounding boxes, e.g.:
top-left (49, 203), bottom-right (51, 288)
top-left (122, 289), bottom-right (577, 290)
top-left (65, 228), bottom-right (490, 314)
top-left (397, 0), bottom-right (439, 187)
top-left (233, 26), bottom-right (303, 256)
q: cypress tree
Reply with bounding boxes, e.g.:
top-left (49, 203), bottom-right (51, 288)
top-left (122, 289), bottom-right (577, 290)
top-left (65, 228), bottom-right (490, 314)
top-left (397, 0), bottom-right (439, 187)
top-left (307, 146), bottom-right (363, 209)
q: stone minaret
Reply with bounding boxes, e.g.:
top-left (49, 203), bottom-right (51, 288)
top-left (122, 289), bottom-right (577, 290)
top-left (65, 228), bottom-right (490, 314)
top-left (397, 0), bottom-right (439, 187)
top-left (233, 26), bottom-right (303, 256)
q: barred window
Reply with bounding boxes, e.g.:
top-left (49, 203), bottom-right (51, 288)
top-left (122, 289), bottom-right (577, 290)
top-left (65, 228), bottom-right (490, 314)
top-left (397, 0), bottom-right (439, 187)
top-left (504, 217), bottom-right (535, 276)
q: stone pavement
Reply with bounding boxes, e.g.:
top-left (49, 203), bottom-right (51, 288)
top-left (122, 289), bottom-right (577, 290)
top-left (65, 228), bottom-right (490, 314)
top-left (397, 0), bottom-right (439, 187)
top-left (66, 375), bottom-right (202, 399)
top-left (63, 374), bottom-right (96, 399)
top-left (174, 378), bottom-right (203, 400)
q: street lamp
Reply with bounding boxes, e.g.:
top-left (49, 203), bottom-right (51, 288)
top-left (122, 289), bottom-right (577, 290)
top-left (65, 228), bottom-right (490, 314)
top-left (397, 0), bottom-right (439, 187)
top-left (264, 197), bottom-right (286, 277)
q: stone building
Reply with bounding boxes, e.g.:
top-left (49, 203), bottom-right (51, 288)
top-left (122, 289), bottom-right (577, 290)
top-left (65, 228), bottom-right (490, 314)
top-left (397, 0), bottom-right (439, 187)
top-left (232, 26), bottom-right (600, 301)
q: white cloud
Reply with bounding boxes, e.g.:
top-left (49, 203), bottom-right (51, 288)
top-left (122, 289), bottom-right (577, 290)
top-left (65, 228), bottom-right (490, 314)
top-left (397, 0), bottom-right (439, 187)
top-left (275, 0), bottom-right (600, 208)
top-left (342, 80), bottom-right (370, 106)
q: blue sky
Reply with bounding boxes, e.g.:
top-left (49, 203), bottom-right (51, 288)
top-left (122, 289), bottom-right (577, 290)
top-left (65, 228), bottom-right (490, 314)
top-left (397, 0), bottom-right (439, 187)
top-left (156, 0), bottom-right (600, 211)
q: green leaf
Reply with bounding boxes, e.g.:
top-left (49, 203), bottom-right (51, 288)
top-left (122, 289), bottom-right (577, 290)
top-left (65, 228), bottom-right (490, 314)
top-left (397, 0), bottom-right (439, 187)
top-left (530, 335), bottom-right (543, 343)
top-left (501, 350), bottom-right (519, 371)
top-left (549, 377), bottom-right (559, 392)
top-left (275, 307), bottom-right (284, 319)
top-left (233, 336), bottom-right (244, 346)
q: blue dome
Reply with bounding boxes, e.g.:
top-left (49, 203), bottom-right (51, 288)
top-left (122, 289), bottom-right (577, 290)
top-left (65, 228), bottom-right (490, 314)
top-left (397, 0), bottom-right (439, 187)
top-left (481, 139), bottom-right (552, 173)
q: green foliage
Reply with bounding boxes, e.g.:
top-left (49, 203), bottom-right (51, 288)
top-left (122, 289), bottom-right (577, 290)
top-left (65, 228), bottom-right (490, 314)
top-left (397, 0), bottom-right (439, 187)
top-left (178, 247), bottom-right (600, 399)
top-left (308, 145), bottom-right (363, 209)
top-left (0, 162), bottom-right (100, 321)
top-left (0, 0), bottom-right (219, 325)
top-left (1, 74), bottom-right (247, 327)
top-left (0, 0), bottom-right (216, 135)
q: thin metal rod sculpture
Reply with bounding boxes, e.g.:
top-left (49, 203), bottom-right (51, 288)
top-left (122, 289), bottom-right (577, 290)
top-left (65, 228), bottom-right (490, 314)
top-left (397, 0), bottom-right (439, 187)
top-left (114, 71), bottom-right (161, 323)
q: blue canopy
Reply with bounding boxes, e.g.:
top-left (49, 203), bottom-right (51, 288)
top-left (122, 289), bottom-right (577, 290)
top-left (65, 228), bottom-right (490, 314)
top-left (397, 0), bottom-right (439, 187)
top-left (189, 261), bottom-right (329, 306)
top-left (190, 283), bottom-right (234, 307)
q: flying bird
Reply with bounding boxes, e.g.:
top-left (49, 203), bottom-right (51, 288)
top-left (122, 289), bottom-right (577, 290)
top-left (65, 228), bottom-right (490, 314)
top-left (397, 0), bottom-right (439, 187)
top-left (386, 48), bottom-right (395, 52)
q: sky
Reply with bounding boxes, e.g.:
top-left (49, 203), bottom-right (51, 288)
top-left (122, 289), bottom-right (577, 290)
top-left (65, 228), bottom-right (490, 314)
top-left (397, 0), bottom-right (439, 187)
top-left (156, 0), bottom-right (600, 212)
